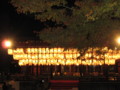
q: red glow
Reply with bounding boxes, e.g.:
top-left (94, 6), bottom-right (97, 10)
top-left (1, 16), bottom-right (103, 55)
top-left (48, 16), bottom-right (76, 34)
top-left (2, 40), bottom-right (12, 48)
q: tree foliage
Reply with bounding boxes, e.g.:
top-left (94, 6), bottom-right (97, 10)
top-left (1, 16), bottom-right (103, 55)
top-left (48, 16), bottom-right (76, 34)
top-left (10, 0), bottom-right (120, 49)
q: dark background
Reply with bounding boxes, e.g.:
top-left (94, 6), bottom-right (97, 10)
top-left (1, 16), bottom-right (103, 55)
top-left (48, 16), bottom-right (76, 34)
top-left (0, 0), bottom-right (42, 41)
top-left (0, 0), bottom-right (42, 73)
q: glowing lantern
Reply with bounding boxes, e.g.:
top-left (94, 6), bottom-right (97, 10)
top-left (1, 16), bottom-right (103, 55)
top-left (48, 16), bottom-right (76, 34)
top-left (8, 49), bottom-right (13, 55)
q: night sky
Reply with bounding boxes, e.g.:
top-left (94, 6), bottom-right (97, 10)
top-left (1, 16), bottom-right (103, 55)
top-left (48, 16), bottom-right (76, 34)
top-left (0, 0), bottom-right (43, 72)
top-left (0, 0), bottom-right (42, 41)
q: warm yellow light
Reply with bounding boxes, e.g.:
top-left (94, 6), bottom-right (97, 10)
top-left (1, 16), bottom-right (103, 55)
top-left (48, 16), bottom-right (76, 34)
top-left (8, 49), bottom-right (13, 55)
top-left (8, 47), bottom-right (120, 66)
top-left (5, 41), bottom-right (11, 47)
top-left (117, 37), bottom-right (120, 44)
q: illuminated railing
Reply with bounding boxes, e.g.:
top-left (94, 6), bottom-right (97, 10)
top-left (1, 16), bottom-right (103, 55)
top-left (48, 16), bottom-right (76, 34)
top-left (8, 47), bottom-right (120, 66)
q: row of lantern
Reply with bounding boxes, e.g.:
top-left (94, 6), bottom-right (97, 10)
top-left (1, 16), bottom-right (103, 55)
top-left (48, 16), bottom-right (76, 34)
top-left (18, 59), bottom-right (80, 66)
top-left (12, 53), bottom-right (120, 61)
top-left (11, 52), bottom-right (120, 61)
top-left (12, 53), bottom-right (80, 60)
top-left (85, 53), bottom-right (120, 60)
top-left (8, 47), bottom-right (120, 54)
top-left (7, 47), bottom-right (120, 66)
top-left (8, 48), bottom-right (79, 54)
top-left (18, 59), bottom-right (115, 66)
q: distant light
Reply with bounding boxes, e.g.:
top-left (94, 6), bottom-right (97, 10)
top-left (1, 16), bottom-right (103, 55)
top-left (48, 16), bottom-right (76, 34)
top-left (117, 37), bottom-right (120, 44)
top-left (2, 40), bottom-right (12, 48)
